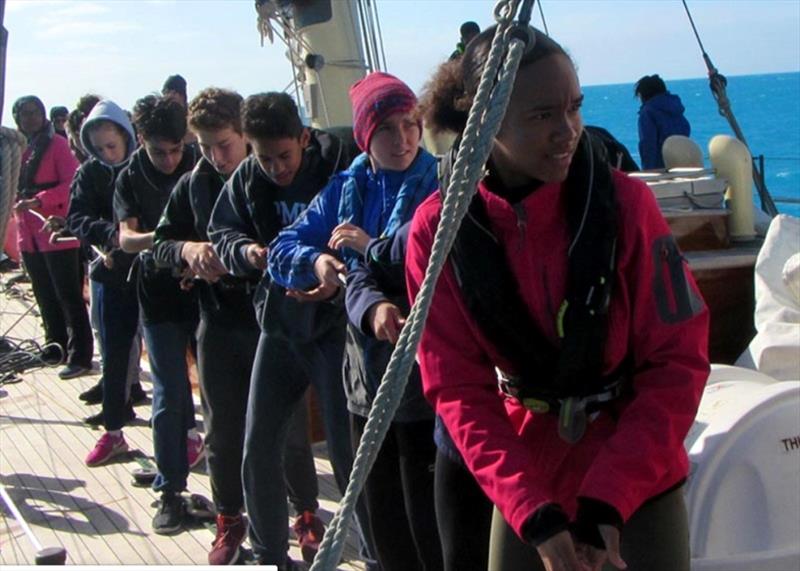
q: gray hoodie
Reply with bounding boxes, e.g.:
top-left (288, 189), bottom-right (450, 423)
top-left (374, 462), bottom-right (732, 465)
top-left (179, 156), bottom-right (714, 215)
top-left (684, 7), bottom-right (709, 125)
top-left (80, 100), bottom-right (136, 167)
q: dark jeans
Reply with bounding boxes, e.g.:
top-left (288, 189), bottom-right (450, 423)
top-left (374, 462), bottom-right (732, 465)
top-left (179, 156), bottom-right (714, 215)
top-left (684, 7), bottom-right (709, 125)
top-left (434, 450), bottom-right (493, 571)
top-left (93, 279), bottom-right (140, 431)
top-left (242, 326), bottom-right (375, 565)
top-left (351, 414), bottom-right (442, 571)
top-left (141, 319), bottom-right (196, 494)
top-left (196, 318), bottom-right (258, 515)
top-left (488, 485), bottom-right (690, 571)
top-left (22, 249), bottom-right (93, 367)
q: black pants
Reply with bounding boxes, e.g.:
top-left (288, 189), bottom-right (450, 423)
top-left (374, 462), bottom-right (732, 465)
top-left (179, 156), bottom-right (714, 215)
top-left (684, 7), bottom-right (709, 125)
top-left (488, 485), bottom-right (690, 571)
top-left (434, 450), bottom-right (493, 571)
top-left (351, 414), bottom-right (443, 571)
top-left (196, 318), bottom-right (258, 515)
top-left (22, 249), bottom-right (93, 368)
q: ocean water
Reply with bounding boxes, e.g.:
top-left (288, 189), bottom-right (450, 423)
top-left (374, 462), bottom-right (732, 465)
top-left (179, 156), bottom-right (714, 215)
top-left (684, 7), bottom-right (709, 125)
top-left (581, 71), bottom-right (800, 218)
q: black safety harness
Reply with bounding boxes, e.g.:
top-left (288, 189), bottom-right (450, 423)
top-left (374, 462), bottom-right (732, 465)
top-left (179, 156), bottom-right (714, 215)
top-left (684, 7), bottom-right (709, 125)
top-left (441, 130), bottom-right (630, 442)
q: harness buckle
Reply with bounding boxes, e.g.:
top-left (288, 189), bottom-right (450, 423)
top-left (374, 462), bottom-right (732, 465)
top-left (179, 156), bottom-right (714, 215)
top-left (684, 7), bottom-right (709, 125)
top-left (495, 366), bottom-right (630, 443)
top-left (558, 396), bottom-right (588, 444)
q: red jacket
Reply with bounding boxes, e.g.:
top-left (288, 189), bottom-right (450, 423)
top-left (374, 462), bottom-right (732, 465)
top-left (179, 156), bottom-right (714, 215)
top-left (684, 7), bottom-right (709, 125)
top-left (16, 134), bottom-right (79, 253)
top-left (406, 170), bottom-right (709, 537)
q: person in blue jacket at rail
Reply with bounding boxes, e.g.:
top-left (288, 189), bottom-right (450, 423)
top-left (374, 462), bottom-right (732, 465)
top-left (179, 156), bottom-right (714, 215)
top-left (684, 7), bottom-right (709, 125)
top-left (634, 74), bottom-right (691, 169)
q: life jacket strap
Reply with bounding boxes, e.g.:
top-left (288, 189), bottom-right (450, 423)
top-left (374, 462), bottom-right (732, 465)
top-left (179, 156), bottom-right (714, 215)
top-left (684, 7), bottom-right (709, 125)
top-left (495, 365), bottom-right (629, 442)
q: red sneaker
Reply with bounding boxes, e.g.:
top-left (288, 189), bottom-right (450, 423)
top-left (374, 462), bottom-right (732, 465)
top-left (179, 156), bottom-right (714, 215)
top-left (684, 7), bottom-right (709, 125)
top-left (209, 513), bottom-right (247, 565)
top-left (292, 511), bottom-right (325, 563)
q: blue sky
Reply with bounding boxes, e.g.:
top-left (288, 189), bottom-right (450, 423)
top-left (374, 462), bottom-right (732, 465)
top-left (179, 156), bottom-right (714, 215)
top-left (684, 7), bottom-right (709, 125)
top-left (3, 0), bottom-right (799, 126)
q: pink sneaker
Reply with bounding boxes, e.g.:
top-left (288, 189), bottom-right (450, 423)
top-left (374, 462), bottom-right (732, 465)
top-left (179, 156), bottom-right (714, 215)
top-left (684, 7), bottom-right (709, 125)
top-left (85, 432), bottom-right (128, 467)
top-left (188, 434), bottom-right (206, 469)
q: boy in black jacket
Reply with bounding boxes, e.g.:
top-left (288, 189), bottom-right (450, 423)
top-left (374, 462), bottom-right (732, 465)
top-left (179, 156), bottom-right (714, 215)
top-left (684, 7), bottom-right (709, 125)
top-left (113, 95), bottom-right (200, 535)
top-left (208, 93), bottom-right (374, 570)
top-left (152, 88), bottom-right (320, 565)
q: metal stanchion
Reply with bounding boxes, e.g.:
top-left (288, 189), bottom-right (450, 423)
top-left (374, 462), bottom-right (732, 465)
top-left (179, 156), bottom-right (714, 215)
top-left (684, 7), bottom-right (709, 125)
top-left (0, 481), bottom-right (68, 565)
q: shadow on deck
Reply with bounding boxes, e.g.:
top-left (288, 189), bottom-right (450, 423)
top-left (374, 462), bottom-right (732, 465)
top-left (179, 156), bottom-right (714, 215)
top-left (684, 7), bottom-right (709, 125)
top-left (0, 276), bottom-right (364, 568)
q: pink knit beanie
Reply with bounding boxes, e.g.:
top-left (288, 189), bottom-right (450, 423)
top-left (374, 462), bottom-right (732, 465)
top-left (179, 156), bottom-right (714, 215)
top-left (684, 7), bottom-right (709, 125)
top-left (349, 72), bottom-right (417, 153)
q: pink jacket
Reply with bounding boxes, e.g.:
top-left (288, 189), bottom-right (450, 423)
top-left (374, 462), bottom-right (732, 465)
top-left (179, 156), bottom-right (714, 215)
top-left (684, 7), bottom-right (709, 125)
top-left (15, 134), bottom-right (80, 253)
top-left (407, 170), bottom-right (710, 537)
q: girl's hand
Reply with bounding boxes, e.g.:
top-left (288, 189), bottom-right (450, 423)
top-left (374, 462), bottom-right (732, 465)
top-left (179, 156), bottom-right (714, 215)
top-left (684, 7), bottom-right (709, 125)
top-left (575, 526), bottom-right (627, 571)
top-left (14, 198), bottom-right (40, 213)
top-left (43, 215), bottom-right (66, 233)
top-left (367, 301), bottom-right (405, 344)
top-left (536, 530), bottom-right (590, 571)
top-left (328, 222), bottom-right (371, 255)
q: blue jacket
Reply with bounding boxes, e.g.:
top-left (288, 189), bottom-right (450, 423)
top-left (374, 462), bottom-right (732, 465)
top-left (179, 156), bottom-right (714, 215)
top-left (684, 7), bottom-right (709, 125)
top-left (267, 149), bottom-right (439, 290)
top-left (268, 148), bottom-right (438, 418)
top-left (638, 92), bottom-right (691, 169)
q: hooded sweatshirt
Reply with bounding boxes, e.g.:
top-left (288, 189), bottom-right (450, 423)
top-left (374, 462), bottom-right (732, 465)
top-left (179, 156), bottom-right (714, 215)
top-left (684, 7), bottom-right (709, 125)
top-left (66, 100), bottom-right (138, 284)
top-left (638, 92), bottom-right (691, 169)
top-left (67, 101), bottom-right (136, 249)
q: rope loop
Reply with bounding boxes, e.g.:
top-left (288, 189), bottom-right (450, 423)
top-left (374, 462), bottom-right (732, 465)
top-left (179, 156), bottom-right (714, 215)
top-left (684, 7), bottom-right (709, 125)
top-left (494, 0), bottom-right (520, 24)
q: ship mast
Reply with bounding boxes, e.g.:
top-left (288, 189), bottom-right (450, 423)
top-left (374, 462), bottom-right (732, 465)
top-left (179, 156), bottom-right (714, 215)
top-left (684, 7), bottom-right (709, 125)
top-left (256, 0), bottom-right (384, 130)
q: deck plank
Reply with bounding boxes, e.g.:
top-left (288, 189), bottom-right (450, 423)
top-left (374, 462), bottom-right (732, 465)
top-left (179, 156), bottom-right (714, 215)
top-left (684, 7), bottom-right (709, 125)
top-left (1, 278), bottom-right (365, 568)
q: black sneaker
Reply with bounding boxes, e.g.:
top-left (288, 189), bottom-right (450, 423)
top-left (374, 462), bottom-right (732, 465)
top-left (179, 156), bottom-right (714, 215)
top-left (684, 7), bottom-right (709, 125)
top-left (129, 383), bottom-right (148, 405)
top-left (58, 364), bottom-right (91, 380)
top-left (152, 492), bottom-right (185, 535)
top-left (84, 404), bottom-right (136, 427)
top-left (79, 381), bottom-right (103, 404)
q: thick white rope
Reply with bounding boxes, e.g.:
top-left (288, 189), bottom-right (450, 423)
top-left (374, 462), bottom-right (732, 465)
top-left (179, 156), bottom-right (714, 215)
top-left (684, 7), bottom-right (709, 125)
top-left (310, 0), bottom-right (534, 567)
top-left (0, 128), bottom-right (27, 253)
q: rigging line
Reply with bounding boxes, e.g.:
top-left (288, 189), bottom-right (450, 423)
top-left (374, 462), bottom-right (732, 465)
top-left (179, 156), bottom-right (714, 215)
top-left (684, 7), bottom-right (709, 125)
top-left (680, 0), bottom-right (778, 217)
top-left (364, 0), bottom-right (381, 73)
top-left (372, 0), bottom-right (389, 71)
top-left (365, 0), bottom-right (381, 72)
top-left (356, 0), bottom-right (374, 73)
top-left (537, 0), bottom-right (549, 35)
top-left (313, 68), bottom-right (333, 128)
top-left (681, 0), bottom-right (708, 57)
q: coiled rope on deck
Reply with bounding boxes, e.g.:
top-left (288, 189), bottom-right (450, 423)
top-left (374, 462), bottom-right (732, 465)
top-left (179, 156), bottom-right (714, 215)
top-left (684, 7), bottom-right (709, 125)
top-left (0, 127), bottom-right (26, 253)
top-left (310, 1), bottom-right (536, 568)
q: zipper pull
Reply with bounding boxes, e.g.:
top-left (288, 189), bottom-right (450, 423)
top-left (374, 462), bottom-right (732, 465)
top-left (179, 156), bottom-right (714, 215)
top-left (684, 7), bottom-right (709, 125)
top-left (512, 202), bottom-right (527, 245)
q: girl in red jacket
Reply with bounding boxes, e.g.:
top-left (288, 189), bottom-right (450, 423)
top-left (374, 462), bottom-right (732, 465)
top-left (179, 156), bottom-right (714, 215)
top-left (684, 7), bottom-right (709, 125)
top-left (408, 27), bottom-right (709, 571)
top-left (13, 95), bottom-right (93, 379)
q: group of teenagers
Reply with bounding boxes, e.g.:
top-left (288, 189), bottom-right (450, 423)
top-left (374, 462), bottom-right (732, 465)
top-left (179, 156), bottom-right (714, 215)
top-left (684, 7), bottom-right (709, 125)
top-left (12, 25), bottom-right (710, 571)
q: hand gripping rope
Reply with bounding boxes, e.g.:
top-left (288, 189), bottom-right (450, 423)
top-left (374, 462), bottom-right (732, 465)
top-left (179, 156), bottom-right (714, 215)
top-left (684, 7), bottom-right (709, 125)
top-left (310, 1), bottom-right (537, 568)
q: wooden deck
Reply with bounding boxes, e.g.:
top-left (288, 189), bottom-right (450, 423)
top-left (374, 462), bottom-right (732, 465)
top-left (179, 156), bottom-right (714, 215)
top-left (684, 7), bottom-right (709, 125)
top-left (0, 274), bottom-right (364, 568)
